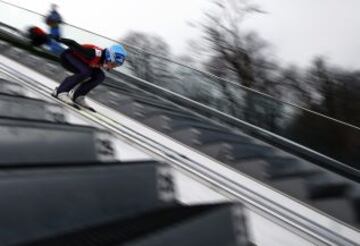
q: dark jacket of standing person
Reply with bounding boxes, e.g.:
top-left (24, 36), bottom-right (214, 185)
top-left (45, 4), bottom-right (63, 40)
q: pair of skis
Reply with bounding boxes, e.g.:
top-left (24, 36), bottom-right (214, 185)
top-left (51, 94), bottom-right (96, 112)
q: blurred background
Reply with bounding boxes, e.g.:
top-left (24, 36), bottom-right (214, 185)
top-left (0, 0), bottom-right (359, 245)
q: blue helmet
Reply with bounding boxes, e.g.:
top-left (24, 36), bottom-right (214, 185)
top-left (105, 44), bottom-right (127, 65)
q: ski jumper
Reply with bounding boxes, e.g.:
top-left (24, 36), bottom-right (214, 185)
top-left (56, 39), bottom-right (105, 100)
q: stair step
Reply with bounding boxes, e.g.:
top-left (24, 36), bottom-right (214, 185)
top-left (154, 110), bottom-right (205, 123)
top-left (200, 142), bottom-right (233, 161)
top-left (0, 162), bottom-right (175, 245)
top-left (169, 127), bottom-right (253, 147)
top-left (25, 204), bottom-right (250, 246)
top-left (232, 159), bottom-right (268, 181)
top-left (224, 144), bottom-right (276, 161)
top-left (138, 103), bottom-right (185, 116)
top-left (0, 118), bottom-right (115, 164)
top-left (270, 178), bottom-right (308, 201)
top-left (143, 115), bottom-right (223, 134)
top-left (265, 157), bottom-right (320, 180)
top-left (0, 78), bottom-right (25, 96)
top-left (0, 93), bottom-right (65, 122)
top-left (306, 174), bottom-right (351, 199)
top-left (311, 198), bottom-right (356, 226)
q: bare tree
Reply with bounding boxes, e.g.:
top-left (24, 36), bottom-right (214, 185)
top-left (285, 58), bottom-right (360, 167)
top-left (199, 0), bottom-right (266, 88)
top-left (121, 31), bottom-right (173, 85)
top-left (305, 57), bottom-right (360, 125)
top-left (306, 57), bottom-right (339, 116)
top-left (273, 65), bottom-right (313, 106)
top-left (193, 0), bottom-right (284, 125)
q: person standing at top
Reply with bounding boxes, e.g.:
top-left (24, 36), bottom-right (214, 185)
top-left (44, 4), bottom-right (64, 54)
top-left (45, 3), bottom-right (63, 40)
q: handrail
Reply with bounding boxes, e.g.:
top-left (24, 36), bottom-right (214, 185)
top-left (0, 0), bottom-right (359, 133)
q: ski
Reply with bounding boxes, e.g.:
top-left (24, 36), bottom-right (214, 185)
top-left (51, 93), bottom-right (81, 110)
top-left (74, 103), bottom-right (96, 113)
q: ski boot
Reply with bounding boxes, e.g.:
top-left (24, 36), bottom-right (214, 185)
top-left (51, 87), bottom-right (80, 109)
top-left (74, 96), bottom-right (96, 112)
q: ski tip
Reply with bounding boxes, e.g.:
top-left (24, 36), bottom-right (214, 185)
top-left (78, 105), bottom-right (96, 112)
top-left (73, 104), bottom-right (81, 110)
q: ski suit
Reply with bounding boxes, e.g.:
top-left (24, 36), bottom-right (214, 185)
top-left (56, 38), bottom-right (105, 100)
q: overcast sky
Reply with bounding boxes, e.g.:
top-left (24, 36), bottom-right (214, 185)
top-left (2, 0), bottom-right (360, 69)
